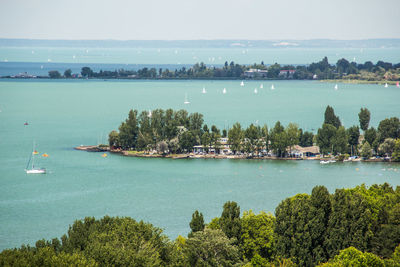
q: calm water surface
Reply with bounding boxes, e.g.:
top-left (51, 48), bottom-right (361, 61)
top-left (0, 79), bottom-right (399, 250)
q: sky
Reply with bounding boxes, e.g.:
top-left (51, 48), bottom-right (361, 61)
top-left (0, 0), bottom-right (399, 40)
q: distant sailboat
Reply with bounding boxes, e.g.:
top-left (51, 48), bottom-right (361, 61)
top-left (184, 93), bottom-right (190, 104)
top-left (334, 84), bottom-right (338, 90)
top-left (260, 84), bottom-right (263, 89)
top-left (148, 110), bottom-right (152, 118)
top-left (25, 144), bottom-right (46, 174)
top-left (271, 84), bottom-right (275, 90)
top-left (202, 87), bottom-right (207, 94)
top-left (222, 88), bottom-right (227, 94)
top-left (384, 83), bottom-right (388, 88)
top-left (240, 81), bottom-right (244, 86)
top-left (397, 81), bottom-right (399, 88)
top-left (254, 88), bottom-right (258, 94)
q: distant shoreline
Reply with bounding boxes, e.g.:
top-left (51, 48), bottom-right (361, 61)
top-left (74, 145), bottom-right (394, 163)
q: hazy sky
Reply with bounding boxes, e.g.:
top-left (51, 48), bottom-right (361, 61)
top-left (1, 0), bottom-right (399, 40)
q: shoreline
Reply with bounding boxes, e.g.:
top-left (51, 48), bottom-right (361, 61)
top-left (74, 145), bottom-right (395, 162)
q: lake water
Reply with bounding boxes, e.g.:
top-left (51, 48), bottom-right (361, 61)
top-left (1, 47), bottom-right (400, 66)
top-left (0, 79), bottom-right (400, 250)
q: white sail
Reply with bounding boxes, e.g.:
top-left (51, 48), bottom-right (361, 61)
top-left (384, 83), bottom-right (388, 88)
top-left (334, 84), bottom-right (338, 90)
top-left (25, 143), bottom-right (46, 174)
top-left (202, 87), bottom-right (206, 94)
top-left (254, 88), bottom-right (258, 94)
top-left (271, 84), bottom-right (275, 90)
top-left (260, 84), bottom-right (263, 89)
top-left (222, 88), bottom-right (227, 94)
top-left (240, 81), bottom-right (244, 86)
top-left (184, 93), bottom-right (190, 104)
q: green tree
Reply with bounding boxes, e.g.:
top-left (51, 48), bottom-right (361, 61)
top-left (317, 123), bottom-right (337, 155)
top-left (189, 210), bottom-right (205, 237)
top-left (332, 126), bottom-right (347, 154)
top-left (360, 141), bottom-right (372, 159)
top-left (324, 106), bottom-right (341, 128)
top-left (48, 70), bottom-right (61, 78)
top-left (299, 129), bottom-right (314, 147)
top-left (183, 228), bottom-right (241, 266)
top-left (270, 121), bottom-right (288, 157)
top-left (81, 67), bottom-right (93, 78)
top-left (118, 109), bottom-right (139, 150)
top-left (228, 122), bottom-right (244, 154)
top-left (244, 124), bottom-right (261, 155)
top-left (347, 126), bottom-right (360, 155)
top-left (108, 130), bottom-right (120, 148)
top-left (201, 131), bottom-right (211, 153)
top-left (364, 127), bottom-right (377, 149)
top-left (392, 139), bottom-right (400, 162)
top-left (318, 246), bottom-right (384, 267)
top-left (240, 210), bottom-right (275, 262)
top-left (64, 69), bottom-right (72, 78)
top-left (220, 201), bottom-right (241, 243)
top-left (358, 108), bottom-right (371, 132)
top-left (286, 123), bottom-right (300, 154)
top-left (179, 131), bottom-right (196, 153)
top-left (378, 117), bottom-right (400, 140)
top-left (378, 138), bottom-right (396, 157)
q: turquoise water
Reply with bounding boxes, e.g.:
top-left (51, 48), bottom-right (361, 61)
top-left (0, 79), bottom-right (400, 250)
top-left (1, 47), bottom-right (400, 65)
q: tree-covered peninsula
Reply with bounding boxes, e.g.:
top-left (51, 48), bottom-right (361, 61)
top-left (107, 107), bottom-right (400, 161)
top-left (1, 183), bottom-right (400, 266)
top-left (41, 57), bottom-right (400, 83)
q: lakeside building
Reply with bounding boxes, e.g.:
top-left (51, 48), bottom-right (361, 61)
top-left (288, 145), bottom-right (320, 158)
top-left (244, 69), bottom-right (268, 78)
top-left (279, 70), bottom-right (296, 78)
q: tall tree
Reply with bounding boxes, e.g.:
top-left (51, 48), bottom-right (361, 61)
top-left (228, 123), bottom-right (243, 154)
top-left (358, 108), bottom-right (371, 132)
top-left (347, 126), bottom-right (360, 155)
top-left (189, 210), bottom-right (205, 237)
top-left (316, 123), bottom-right (337, 155)
top-left (286, 123), bottom-right (300, 154)
top-left (324, 106), bottom-right (341, 128)
top-left (219, 201), bottom-right (241, 243)
top-left (270, 121), bottom-right (288, 157)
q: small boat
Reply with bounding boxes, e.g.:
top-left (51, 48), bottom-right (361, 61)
top-left (184, 93), bottom-right (190, 104)
top-left (384, 83), bottom-right (388, 88)
top-left (320, 160), bottom-right (329, 164)
top-left (240, 81), bottom-right (244, 87)
top-left (397, 81), bottom-right (399, 88)
top-left (260, 84), bottom-right (263, 89)
top-left (334, 84), bottom-right (338, 90)
top-left (271, 84), bottom-right (275, 90)
top-left (222, 88), bottom-right (227, 94)
top-left (26, 145), bottom-right (46, 174)
top-left (202, 87), bottom-right (207, 94)
top-left (24, 122), bottom-right (29, 126)
top-left (254, 88), bottom-right (258, 94)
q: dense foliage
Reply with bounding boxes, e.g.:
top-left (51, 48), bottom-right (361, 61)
top-left (45, 57), bottom-right (400, 81)
top-left (1, 184), bottom-right (399, 266)
top-left (109, 107), bottom-right (400, 160)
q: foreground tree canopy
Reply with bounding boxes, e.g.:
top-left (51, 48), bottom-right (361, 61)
top-left (1, 183), bottom-right (400, 266)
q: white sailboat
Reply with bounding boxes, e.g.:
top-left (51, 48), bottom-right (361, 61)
top-left (222, 88), bottom-right (227, 94)
top-left (148, 110), bottom-right (152, 118)
top-left (184, 93), bottom-right (190, 104)
top-left (271, 84), bottom-right (275, 90)
top-left (202, 87), bottom-right (207, 94)
top-left (254, 88), bottom-right (258, 94)
top-left (260, 83), bottom-right (263, 89)
top-left (384, 83), bottom-right (388, 88)
top-left (334, 84), bottom-right (338, 90)
top-left (25, 145), bottom-right (46, 174)
top-left (240, 81), bottom-right (244, 87)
